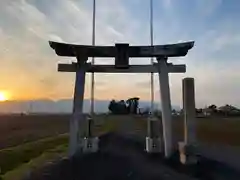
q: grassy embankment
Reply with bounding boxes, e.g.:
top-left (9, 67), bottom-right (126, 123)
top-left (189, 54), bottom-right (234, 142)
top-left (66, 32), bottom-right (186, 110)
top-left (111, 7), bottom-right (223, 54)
top-left (0, 134), bottom-right (68, 179)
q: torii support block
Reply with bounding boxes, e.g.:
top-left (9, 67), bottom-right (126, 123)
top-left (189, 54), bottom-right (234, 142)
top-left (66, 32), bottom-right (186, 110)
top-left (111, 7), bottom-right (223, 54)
top-left (82, 116), bottom-right (99, 153)
top-left (146, 115), bottom-right (163, 153)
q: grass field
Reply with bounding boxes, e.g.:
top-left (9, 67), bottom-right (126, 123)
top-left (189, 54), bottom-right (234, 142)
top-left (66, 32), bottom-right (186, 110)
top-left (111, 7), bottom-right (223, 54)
top-left (0, 134), bottom-right (68, 175)
top-left (1, 144), bottom-right (68, 180)
top-left (0, 114), bottom-right (69, 149)
top-left (2, 114), bottom-right (240, 149)
top-left (1, 114), bottom-right (240, 179)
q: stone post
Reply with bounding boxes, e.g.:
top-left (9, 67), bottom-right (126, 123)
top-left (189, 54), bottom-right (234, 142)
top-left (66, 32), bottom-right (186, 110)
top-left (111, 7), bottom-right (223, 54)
top-left (178, 77), bottom-right (198, 164)
top-left (183, 77), bottom-right (196, 144)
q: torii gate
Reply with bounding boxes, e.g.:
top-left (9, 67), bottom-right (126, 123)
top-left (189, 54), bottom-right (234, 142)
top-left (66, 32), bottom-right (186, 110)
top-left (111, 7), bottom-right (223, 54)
top-left (49, 41), bottom-right (194, 158)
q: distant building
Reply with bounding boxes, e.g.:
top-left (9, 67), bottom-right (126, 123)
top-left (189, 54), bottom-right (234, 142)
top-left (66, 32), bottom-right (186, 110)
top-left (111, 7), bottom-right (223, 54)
top-left (202, 108), bottom-right (212, 116)
top-left (217, 105), bottom-right (240, 116)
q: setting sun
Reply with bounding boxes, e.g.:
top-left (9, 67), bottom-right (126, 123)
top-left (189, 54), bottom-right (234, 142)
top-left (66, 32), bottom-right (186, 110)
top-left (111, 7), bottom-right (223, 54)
top-left (0, 91), bottom-right (9, 101)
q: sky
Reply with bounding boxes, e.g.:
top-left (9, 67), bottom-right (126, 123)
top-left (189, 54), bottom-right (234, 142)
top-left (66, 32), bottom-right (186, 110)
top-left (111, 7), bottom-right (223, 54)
top-left (0, 0), bottom-right (240, 108)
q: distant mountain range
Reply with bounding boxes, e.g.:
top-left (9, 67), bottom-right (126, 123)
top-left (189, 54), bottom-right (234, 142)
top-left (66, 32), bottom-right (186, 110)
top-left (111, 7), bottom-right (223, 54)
top-left (0, 99), bottom-right (180, 114)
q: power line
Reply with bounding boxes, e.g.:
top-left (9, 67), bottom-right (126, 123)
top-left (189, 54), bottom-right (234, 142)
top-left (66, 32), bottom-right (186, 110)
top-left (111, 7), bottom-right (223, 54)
top-left (90, 0), bottom-right (96, 116)
top-left (150, 0), bottom-right (154, 113)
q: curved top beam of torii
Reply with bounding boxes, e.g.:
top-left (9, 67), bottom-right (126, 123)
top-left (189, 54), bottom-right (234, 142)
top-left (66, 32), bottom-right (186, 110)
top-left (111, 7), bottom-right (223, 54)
top-left (49, 41), bottom-right (194, 58)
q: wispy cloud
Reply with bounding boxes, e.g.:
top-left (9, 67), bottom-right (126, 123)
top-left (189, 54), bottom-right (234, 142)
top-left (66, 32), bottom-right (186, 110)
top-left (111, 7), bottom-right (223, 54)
top-left (196, 0), bottom-right (222, 17)
top-left (0, 0), bottom-right (141, 100)
top-left (162, 0), bottom-right (172, 10)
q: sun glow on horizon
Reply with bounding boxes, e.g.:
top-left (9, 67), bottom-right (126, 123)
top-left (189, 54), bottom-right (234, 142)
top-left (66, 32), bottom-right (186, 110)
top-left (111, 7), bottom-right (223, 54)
top-left (0, 91), bottom-right (9, 101)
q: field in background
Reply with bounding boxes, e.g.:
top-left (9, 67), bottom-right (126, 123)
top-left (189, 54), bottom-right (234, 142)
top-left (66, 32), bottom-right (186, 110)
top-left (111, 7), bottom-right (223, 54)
top-left (0, 115), bottom-right (69, 149)
top-left (1, 114), bottom-right (240, 178)
top-left (1, 114), bottom-right (240, 149)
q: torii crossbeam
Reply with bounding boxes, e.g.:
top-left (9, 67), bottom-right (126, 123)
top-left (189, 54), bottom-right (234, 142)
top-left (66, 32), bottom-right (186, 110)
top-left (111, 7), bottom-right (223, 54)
top-left (49, 41), bottom-right (194, 58)
top-left (49, 41), bottom-right (194, 158)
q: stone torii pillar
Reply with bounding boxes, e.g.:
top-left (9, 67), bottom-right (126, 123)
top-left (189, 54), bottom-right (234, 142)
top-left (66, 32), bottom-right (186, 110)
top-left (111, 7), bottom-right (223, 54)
top-left (70, 61), bottom-right (100, 156)
top-left (157, 57), bottom-right (173, 158)
top-left (69, 60), bottom-right (86, 156)
top-left (146, 58), bottom-right (173, 157)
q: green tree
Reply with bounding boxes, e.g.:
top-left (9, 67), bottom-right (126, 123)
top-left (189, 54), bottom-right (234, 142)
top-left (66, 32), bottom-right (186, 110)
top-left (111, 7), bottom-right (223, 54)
top-left (126, 97), bottom-right (139, 114)
top-left (108, 99), bottom-right (128, 114)
top-left (108, 97), bottom-right (140, 114)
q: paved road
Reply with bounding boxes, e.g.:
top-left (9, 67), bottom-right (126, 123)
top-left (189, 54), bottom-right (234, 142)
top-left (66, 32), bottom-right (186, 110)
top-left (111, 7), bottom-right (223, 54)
top-left (197, 143), bottom-right (240, 171)
top-left (27, 133), bottom-right (196, 180)
top-left (26, 133), bottom-right (240, 180)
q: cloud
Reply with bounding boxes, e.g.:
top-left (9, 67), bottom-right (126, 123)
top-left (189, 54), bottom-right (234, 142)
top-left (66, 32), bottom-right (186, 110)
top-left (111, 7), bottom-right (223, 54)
top-left (0, 0), bottom-right (142, 100)
top-left (196, 0), bottom-right (222, 17)
top-left (135, 81), bottom-right (151, 88)
top-left (1, 0), bottom-right (240, 108)
top-left (162, 0), bottom-right (172, 10)
top-left (212, 33), bottom-right (240, 52)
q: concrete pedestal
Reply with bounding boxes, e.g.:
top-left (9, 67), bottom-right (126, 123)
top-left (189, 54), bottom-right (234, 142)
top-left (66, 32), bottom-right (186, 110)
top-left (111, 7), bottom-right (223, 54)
top-left (81, 137), bottom-right (99, 153)
top-left (178, 142), bottom-right (198, 165)
top-left (146, 137), bottom-right (162, 153)
top-left (146, 115), bottom-right (162, 153)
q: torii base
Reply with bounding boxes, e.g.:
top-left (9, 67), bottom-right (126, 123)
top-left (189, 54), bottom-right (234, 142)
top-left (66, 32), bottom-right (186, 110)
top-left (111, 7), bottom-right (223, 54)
top-left (146, 116), bottom-right (163, 153)
top-left (178, 142), bottom-right (199, 165)
top-left (80, 137), bottom-right (99, 153)
top-left (145, 137), bottom-right (162, 153)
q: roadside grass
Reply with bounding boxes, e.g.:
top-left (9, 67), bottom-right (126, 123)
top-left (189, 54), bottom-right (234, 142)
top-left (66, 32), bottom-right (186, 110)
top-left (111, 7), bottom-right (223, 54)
top-left (173, 117), bottom-right (240, 146)
top-left (0, 134), bottom-right (68, 175)
top-left (1, 144), bottom-right (68, 180)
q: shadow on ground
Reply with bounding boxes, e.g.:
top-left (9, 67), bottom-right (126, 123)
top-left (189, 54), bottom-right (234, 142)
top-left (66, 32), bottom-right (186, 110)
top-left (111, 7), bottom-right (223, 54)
top-left (27, 133), bottom-right (240, 180)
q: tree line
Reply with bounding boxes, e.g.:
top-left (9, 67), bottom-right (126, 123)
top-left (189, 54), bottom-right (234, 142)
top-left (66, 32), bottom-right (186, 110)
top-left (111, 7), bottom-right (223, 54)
top-left (108, 97), bottom-right (140, 114)
top-left (195, 104), bottom-right (240, 117)
top-left (108, 98), bottom-right (240, 117)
